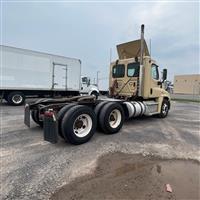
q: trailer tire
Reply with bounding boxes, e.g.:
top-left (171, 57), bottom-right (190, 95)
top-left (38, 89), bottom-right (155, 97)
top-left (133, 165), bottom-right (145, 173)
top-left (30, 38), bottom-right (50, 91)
top-left (158, 99), bottom-right (169, 118)
top-left (7, 91), bottom-right (25, 106)
top-left (61, 105), bottom-right (97, 145)
top-left (99, 102), bottom-right (125, 134)
top-left (57, 104), bottom-right (76, 138)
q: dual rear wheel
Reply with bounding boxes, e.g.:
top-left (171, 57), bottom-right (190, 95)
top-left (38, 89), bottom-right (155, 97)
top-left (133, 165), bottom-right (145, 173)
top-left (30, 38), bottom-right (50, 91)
top-left (61, 105), bottom-right (97, 145)
top-left (97, 102), bottom-right (125, 134)
top-left (57, 102), bottom-right (125, 145)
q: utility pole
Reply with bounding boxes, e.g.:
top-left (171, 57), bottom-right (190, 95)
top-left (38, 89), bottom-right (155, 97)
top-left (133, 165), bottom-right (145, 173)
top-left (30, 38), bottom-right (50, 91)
top-left (97, 71), bottom-right (100, 88)
top-left (110, 48), bottom-right (112, 64)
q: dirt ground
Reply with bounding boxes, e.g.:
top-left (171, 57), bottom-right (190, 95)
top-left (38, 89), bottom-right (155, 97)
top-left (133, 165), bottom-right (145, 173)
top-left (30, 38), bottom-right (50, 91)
top-left (51, 152), bottom-right (200, 200)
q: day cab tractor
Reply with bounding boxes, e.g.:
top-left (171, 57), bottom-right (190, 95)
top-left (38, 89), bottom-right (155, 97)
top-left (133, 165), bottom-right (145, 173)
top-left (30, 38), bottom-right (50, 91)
top-left (24, 25), bottom-right (170, 145)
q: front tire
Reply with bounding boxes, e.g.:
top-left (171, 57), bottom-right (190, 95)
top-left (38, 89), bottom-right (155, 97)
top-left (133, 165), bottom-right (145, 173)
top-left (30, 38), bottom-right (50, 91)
top-left (61, 105), bottom-right (97, 145)
top-left (158, 99), bottom-right (169, 118)
top-left (99, 102), bottom-right (125, 134)
top-left (91, 91), bottom-right (99, 99)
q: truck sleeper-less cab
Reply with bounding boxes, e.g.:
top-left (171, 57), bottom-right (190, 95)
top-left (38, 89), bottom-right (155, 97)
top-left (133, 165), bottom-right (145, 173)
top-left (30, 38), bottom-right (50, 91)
top-left (81, 76), bottom-right (99, 99)
top-left (24, 25), bottom-right (170, 145)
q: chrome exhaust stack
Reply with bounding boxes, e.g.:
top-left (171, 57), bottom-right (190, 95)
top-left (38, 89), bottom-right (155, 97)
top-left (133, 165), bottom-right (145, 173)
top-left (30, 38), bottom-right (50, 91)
top-left (140, 24), bottom-right (145, 65)
top-left (138, 24), bottom-right (145, 96)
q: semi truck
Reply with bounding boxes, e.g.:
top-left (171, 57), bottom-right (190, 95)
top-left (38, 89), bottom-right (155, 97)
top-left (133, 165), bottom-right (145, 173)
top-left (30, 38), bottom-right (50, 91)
top-left (24, 25), bottom-right (171, 145)
top-left (0, 45), bottom-right (99, 105)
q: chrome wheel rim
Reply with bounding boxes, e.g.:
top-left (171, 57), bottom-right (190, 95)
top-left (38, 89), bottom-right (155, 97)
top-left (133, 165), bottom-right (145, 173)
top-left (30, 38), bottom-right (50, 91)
top-left (162, 103), bottom-right (168, 115)
top-left (12, 95), bottom-right (23, 104)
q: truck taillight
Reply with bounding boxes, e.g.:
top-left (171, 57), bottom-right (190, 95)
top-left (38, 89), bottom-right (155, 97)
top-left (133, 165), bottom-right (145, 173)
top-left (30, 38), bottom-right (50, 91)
top-left (44, 111), bottom-right (54, 117)
top-left (44, 110), bottom-right (56, 121)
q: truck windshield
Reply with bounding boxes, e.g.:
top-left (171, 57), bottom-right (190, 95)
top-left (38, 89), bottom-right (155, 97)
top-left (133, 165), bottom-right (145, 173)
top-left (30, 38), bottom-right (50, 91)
top-left (127, 62), bottom-right (140, 77)
top-left (112, 64), bottom-right (125, 78)
top-left (82, 77), bottom-right (88, 84)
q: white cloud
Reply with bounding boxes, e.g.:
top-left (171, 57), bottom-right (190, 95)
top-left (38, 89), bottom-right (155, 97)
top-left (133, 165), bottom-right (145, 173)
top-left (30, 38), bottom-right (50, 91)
top-left (2, 1), bottom-right (199, 82)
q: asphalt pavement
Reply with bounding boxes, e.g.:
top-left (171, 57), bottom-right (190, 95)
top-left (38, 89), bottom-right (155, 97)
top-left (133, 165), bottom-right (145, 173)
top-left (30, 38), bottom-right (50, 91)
top-left (0, 100), bottom-right (200, 200)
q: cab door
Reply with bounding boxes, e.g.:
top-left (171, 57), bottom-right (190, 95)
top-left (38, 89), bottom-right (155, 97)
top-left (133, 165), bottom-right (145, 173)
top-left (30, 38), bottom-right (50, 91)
top-left (111, 64), bottom-right (126, 95)
top-left (126, 62), bottom-right (139, 96)
top-left (149, 63), bottom-right (161, 97)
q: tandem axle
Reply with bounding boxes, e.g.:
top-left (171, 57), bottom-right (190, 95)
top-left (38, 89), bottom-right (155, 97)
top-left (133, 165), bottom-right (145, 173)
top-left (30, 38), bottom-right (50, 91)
top-left (24, 96), bottom-right (170, 145)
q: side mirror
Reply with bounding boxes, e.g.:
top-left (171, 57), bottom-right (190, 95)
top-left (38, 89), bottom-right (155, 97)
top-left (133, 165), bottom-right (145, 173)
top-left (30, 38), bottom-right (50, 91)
top-left (162, 69), bottom-right (167, 82)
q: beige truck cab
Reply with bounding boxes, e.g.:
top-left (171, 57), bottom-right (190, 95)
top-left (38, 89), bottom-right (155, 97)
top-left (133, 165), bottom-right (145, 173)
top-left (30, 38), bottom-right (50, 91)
top-left (109, 26), bottom-right (170, 116)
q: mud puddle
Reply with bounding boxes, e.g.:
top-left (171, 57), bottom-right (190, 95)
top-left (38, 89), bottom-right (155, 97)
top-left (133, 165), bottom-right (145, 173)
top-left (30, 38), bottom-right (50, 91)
top-left (51, 152), bottom-right (200, 200)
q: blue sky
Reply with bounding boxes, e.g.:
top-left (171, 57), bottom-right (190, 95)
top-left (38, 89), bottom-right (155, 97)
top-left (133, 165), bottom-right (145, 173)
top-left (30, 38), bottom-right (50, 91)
top-left (1, 1), bottom-right (199, 84)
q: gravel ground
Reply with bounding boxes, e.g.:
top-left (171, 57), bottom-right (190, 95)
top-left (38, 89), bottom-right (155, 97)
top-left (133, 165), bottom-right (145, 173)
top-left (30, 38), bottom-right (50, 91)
top-left (0, 100), bottom-right (200, 200)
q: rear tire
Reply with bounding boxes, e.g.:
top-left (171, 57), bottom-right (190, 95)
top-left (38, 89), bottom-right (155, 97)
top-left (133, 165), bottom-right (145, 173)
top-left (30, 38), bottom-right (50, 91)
top-left (30, 99), bottom-right (45, 127)
top-left (99, 102), bottom-right (125, 134)
top-left (57, 104), bottom-right (76, 138)
top-left (4, 95), bottom-right (8, 102)
top-left (94, 101), bottom-right (109, 130)
top-left (61, 105), bottom-right (97, 145)
top-left (7, 92), bottom-right (25, 106)
top-left (31, 110), bottom-right (43, 127)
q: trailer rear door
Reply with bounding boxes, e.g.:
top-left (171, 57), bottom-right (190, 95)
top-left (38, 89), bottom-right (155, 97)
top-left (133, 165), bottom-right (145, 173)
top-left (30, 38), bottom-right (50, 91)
top-left (53, 63), bottom-right (67, 90)
top-left (66, 61), bottom-right (81, 91)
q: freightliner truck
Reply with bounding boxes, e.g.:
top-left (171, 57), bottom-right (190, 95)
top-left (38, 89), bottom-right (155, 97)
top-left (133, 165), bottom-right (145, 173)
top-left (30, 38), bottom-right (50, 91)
top-left (24, 25), bottom-right (171, 145)
top-left (0, 46), bottom-right (99, 105)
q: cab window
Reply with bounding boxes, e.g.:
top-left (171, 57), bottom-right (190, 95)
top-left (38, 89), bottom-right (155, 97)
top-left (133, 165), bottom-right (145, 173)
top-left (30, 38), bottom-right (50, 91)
top-left (112, 64), bottom-right (125, 78)
top-left (151, 64), bottom-right (159, 80)
top-left (127, 62), bottom-right (140, 77)
top-left (82, 77), bottom-right (88, 84)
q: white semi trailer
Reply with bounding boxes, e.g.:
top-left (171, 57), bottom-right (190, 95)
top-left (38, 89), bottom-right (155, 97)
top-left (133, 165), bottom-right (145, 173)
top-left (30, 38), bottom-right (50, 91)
top-left (0, 45), bottom-right (99, 105)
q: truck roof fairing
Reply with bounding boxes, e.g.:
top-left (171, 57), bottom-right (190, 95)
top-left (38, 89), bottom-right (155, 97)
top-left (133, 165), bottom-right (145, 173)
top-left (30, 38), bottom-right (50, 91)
top-left (117, 39), bottom-right (150, 59)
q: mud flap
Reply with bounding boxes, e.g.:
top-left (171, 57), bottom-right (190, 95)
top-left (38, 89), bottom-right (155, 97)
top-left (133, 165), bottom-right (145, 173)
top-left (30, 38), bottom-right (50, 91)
top-left (43, 114), bottom-right (58, 144)
top-left (24, 104), bottom-right (30, 127)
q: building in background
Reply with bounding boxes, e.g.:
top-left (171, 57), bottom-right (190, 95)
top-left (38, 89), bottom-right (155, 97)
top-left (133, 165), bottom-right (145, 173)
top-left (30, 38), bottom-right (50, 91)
top-left (174, 74), bottom-right (200, 95)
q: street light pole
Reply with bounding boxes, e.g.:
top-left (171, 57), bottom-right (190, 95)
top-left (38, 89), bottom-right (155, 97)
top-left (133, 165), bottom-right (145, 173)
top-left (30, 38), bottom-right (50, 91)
top-left (97, 71), bottom-right (100, 87)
